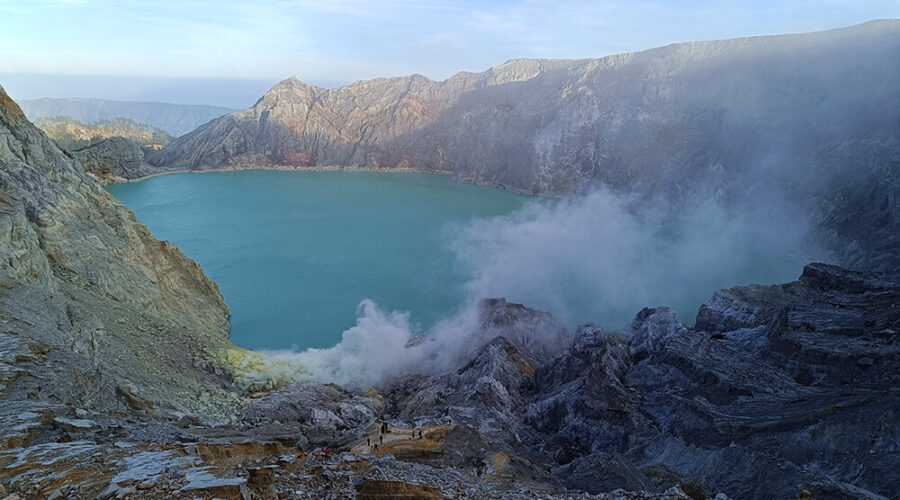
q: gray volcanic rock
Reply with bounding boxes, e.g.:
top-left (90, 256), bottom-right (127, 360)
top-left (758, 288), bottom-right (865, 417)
top-left (241, 381), bottom-right (380, 449)
top-left (0, 86), bottom-right (246, 417)
top-left (362, 263), bottom-right (897, 499)
top-left (477, 297), bottom-right (571, 364)
top-left (549, 263), bottom-right (899, 499)
top-left (74, 136), bottom-right (179, 183)
top-left (151, 20), bottom-right (900, 271)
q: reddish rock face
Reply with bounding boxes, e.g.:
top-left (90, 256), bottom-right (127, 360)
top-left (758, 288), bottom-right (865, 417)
top-left (247, 466), bottom-right (276, 499)
top-left (0, 86), bottom-right (24, 117)
top-left (358, 480), bottom-right (442, 500)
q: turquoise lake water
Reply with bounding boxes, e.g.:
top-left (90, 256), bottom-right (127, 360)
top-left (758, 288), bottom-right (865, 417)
top-left (108, 170), bottom-right (804, 353)
top-left (107, 171), bottom-right (529, 350)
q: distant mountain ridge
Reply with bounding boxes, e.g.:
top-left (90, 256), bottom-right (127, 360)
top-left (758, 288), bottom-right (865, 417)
top-left (150, 20), bottom-right (900, 272)
top-left (19, 97), bottom-right (237, 136)
top-left (34, 115), bottom-right (173, 151)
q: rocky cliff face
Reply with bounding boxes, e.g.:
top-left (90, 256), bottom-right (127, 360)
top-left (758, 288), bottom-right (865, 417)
top-left (148, 58), bottom-right (582, 173)
top-left (0, 85), bottom-right (245, 417)
top-left (150, 20), bottom-right (900, 272)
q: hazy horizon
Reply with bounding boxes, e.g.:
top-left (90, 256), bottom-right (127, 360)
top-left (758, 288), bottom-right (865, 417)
top-left (2, 0), bottom-right (898, 107)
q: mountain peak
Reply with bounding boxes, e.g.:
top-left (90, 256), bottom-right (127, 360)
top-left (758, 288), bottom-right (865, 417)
top-left (271, 75), bottom-right (320, 91)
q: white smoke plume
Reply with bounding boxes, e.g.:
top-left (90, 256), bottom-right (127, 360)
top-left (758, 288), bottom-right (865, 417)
top-left (248, 187), bottom-right (813, 388)
top-left (253, 300), bottom-right (483, 387)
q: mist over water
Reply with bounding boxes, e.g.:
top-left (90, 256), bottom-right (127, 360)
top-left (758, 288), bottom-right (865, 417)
top-left (451, 188), bottom-right (808, 330)
top-left (110, 172), bottom-right (812, 387)
top-left (276, 187), bottom-right (810, 386)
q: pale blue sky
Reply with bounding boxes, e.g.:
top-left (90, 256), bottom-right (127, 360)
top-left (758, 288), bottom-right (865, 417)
top-left (1, 0), bottom-right (898, 107)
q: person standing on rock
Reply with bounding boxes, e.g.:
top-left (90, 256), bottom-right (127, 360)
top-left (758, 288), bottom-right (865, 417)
top-left (367, 437), bottom-right (371, 447)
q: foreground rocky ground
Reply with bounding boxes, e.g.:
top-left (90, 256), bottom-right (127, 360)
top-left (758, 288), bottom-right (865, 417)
top-left (1, 86), bottom-right (897, 499)
top-left (1, 263), bottom-right (897, 499)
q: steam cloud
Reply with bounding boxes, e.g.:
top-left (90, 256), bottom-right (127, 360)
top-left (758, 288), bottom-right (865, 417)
top-left (255, 301), bottom-right (483, 387)
top-left (250, 188), bottom-right (814, 388)
top-left (451, 188), bottom-right (809, 329)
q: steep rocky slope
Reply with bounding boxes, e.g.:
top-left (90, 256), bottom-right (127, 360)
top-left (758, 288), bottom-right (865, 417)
top-left (150, 20), bottom-right (900, 272)
top-left (0, 84), bottom-right (245, 417)
top-left (20, 98), bottom-right (237, 136)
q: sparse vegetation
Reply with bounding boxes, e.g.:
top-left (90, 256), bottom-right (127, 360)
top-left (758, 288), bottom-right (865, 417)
top-left (34, 115), bottom-right (174, 152)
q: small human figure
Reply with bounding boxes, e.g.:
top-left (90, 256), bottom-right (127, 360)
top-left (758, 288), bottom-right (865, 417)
top-left (367, 437), bottom-right (371, 447)
top-left (379, 434), bottom-right (383, 445)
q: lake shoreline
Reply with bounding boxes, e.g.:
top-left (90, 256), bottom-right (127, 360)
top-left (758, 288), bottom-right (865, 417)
top-left (108, 164), bottom-right (544, 196)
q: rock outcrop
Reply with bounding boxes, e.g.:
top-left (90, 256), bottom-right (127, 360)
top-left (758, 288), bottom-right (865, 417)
top-left (73, 136), bottom-right (179, 183)
top-left (0, 84), bottom-right (246, 418)
top-left (545, 263), bottom-right (899, 498)
top-left (151, 20), bottom-right (900, 271)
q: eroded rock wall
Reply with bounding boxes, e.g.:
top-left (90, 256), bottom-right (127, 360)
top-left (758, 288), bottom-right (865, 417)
top-left (0, 85), bottom-right (243, 415)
